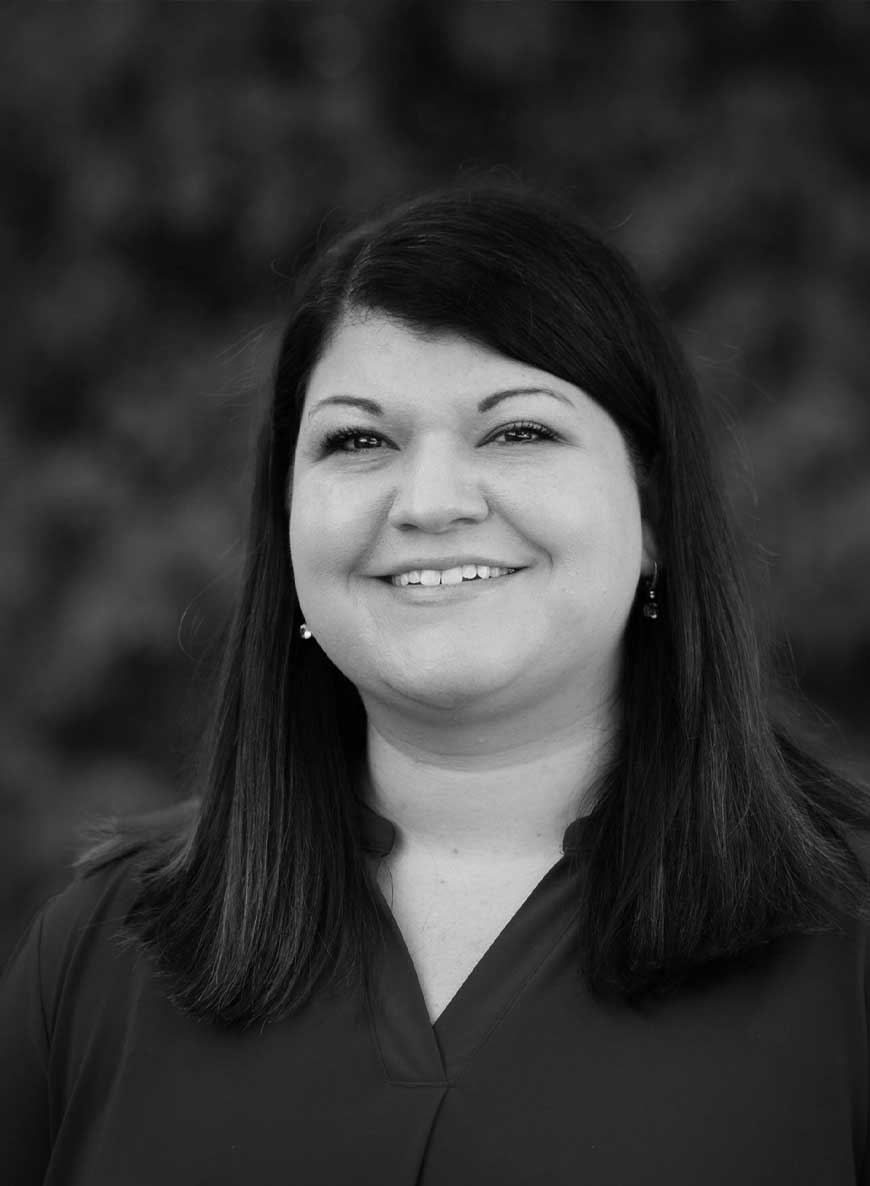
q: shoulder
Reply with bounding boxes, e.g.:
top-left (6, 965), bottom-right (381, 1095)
top-left (835, 824), bottom-right (870, 990)
top-left (0, 854), bottom-right (147, 1103)
top-left (28, 857), bottom-right (144, 1033)
top-left (30, 796), bottom-right (201, 1006)
top-left (842, 823), bottom-right (870, 880)
top-left (40, 856), bottom-right (141, 948)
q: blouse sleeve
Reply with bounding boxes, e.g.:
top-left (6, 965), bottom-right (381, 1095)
top-left (0, 905), bottom-right (52, 1185)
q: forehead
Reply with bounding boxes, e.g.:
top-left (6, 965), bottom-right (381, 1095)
top-left (306, 312), bottom-right (546, 401)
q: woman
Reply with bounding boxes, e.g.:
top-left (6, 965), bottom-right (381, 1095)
top-left (3, 181), bottom-right (870, 1184)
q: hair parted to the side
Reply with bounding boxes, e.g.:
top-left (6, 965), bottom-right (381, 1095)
top-left (77, 178), bottom-right (870, 1027)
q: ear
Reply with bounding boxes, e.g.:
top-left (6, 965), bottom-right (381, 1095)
top-left (637, 455), bottom-right (661, 578)
top-left (640, 519), bottom-right (659, 578)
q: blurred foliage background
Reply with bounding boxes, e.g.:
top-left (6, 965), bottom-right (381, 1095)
top-left (2, 1), bottom-right (869, 964)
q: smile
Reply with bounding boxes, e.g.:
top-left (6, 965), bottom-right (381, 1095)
top-left (389, 564), bottom-right (518, 588)
top-left (377, 568), bottom-right (524, 599)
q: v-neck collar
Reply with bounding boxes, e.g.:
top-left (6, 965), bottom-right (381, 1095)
top-left (354, 793), bottom-right (593, 859)
top-left (357, 798), bottom-right (589, 1085)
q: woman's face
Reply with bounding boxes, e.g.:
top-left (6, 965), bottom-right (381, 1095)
top-left (289, 312), bottom-right (656, 719)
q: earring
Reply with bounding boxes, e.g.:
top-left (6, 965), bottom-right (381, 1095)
top-left (642, 561), bottom-right (659, 620)
top-left (299, 622), bottom-right (312, 640)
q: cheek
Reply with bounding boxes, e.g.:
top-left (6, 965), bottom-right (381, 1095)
top-left (543, 463), bottom-right (641, 551)
top-left (289, 483), bottom-right (328, 586)
top-left (289, 478), bottom-right (371, 584)
top-left (547, 477), bottom-right (643, 614)
top-left (596, 489), bottom-right (642, 578)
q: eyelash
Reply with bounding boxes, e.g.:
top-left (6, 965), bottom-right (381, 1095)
top-left (320, 420), bottom-right (558, 455)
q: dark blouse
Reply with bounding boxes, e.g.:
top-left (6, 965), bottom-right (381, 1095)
top-left (2, 807), bottom-right (869, 1185)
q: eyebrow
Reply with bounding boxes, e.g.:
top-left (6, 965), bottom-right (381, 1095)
top-left (307, 386), bottom-right (575, 420)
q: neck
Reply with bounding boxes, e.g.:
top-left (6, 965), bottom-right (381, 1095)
top-left (359, 699), bottom-right (613, 865)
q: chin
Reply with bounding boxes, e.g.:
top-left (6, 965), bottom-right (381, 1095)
top-left (382, 662), bottom-right (519, 713)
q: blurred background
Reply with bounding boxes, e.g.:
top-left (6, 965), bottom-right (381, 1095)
top-left (2, 1), bottom-right (869, 965)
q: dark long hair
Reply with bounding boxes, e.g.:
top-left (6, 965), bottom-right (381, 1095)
top-left (79, 179), bottom-right (870, 1026)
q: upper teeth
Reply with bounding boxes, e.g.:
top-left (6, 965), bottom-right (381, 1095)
top-left (391, 564), bottom-right (517, 587)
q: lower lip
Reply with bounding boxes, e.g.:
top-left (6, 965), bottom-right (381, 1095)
top-left (376, 570), bottom-right (525, 602)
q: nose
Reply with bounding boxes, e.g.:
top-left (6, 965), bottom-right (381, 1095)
top-left (386, 433), bottom-right (489, 532)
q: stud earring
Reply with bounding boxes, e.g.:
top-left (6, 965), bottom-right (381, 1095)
top-left (299, 623), bottom-right (312, 640)
top-left (642, 561), bottom-right (659, 620)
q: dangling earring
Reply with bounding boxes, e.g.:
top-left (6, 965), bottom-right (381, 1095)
top-left (299, 622), bottom-right (312, 640)
top-left (642, 561), bottom-right (659, 620)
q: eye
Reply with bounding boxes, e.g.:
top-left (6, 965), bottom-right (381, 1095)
top-left (318, 419), bottom-right (558, 456)
top-left (320, 426), bottom-right (389, 454)
top-left (487, 420), bottom-right (557, 445)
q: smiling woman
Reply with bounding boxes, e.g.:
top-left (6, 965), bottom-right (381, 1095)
top-left (3, 181), bottom-right (870, 1185)
top-left (290, 315), bottom-right (651, 725)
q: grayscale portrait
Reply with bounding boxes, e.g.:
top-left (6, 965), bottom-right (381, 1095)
top-left (2, 5), bottom-right (869, 1183)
